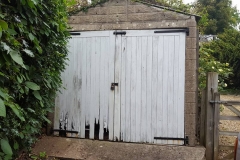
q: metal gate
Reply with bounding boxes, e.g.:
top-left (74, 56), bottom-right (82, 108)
top-left (54, 30), bottom-right (186, 145)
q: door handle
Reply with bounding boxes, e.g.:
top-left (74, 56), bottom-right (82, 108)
top-left (111, 83), bottom-right (118, 90)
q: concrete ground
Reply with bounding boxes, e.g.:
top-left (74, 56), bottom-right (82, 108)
top-left (32, 136), bottom-right (205, 160)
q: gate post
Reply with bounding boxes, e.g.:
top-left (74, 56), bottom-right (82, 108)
top-left (200, 89), bottom-right (206, 146)
top-left (213, 92), bottom-right (220, 160)
top-left (205, 72), bottom-right (218, 160)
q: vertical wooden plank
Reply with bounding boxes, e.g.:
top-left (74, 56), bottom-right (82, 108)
top-left (95, 37), bottom-right (101, 125)
top-left (76, 37), bottom-right (82, 137)
top-left (108, 32), bottom-right (115, 141)
top-left (173, 36), bottom-right (179, 144)
top-left (167, 36), bottom-right (174, 144)
top-left (99, 37), bottom-right (105, 140)
top-left (152, 36), bottom-right (158, 143)
top-left (156, 36), bottom-right (164, 144)
top-left (90, 37), bottom-right (96, 139)
top-left (130, 37), bottom-right (137, 142)
top-left (213, 93), bottom-right (220, 160)
top-left (200, 89), bottom-right (206, 145)
top-left (120, 36), bottom-right (127, 141)
top-left (125, 37), bottom-right (132, 142)
top-left (114, 35), bottom-right (121, 141)
top-left (104, 36), bottom-right (110, 131)
top-left (146, 36), bottom-right (152, 143)
top-left (205, 72), bottom-right (218, 160)
top-left (80, 37), bottom-right (87, 138)
top-left (162, 36), bottom-right (169, 144)
top-left (141, 36), bottom-right (147, 142)
top-left (135, 37), bottom-right (142, 142)
top-left (86, 37), bottom-right (91, 128)
top-left (177, 33), bottom-right (185, 144)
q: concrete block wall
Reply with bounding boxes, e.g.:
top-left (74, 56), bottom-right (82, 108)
top-left (68, 0), bottom-right (198, 146)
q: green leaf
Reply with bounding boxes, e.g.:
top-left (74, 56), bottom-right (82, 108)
top-left (7, 29), bottom-right (17, 35)
top-left (22, 49), bottom-right (34, 57)
top-left (0, 90), bottom-right (6, 99)
top-left (17, 76), bottom-right (23, 84)
top-left (25, 81), bottom-right (40, 90)
top-left (42, 116), bottom-right (51, 124)
top-left (9, 50), bottom-right (26, 69)
top-left (1, 42), bottom-right (11, 54)
top-left (4, 154), bottom-right (12, 160)
top-left (26, 0), bottom-right (35, 8)
top-left (0, 20), bottom-right (8, 30)
top-left (0, 98), bottom-right (6, 117)
top-left (27, 108), bottom-right (35, 113)
top-left (0, 139), bottom-right (13, 156)
top-left (33, 91), bottom-right (42, 100)
top-left (28, 33), bottom-right (35, 41)
top-left (19, 133), bottom-right (24, 139)
top-left (13, 142), bottom-right (19, 150)
top-left (20, 0), bottom-right (26, 5)
top-left (7, 103), bottom-right (25, 121)
top-left (0, 26), bottom-right (2, 38)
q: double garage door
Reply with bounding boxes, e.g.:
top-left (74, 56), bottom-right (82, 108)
top-left (54, 30), bottom-right (186, 145)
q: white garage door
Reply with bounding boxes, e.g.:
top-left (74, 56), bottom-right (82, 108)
top-left (54, 30), bottom-right (186, 145)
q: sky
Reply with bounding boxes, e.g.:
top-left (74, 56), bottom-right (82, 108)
top-left (183, 0), bottom-right (240, 11)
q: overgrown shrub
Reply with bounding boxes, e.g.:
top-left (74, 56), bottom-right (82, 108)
top-left (0, 0), bottom-right (69, 159)
top-left (205, 29), bottom-right (240, 89)
top-left (199, 44), bottom-right (233, 90)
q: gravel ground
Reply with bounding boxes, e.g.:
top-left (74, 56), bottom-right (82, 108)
top-left (218, 95), bottom-right (240, 159)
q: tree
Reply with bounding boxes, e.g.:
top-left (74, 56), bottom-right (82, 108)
top-left (205, 29), bottom-right (240, 88)
top-left (196, 0), bottom-right (240, 34)
top-left (0, 0), bottom-right (69, 158)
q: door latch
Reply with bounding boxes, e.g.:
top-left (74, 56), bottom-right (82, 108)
top-left (111, 83), bottom-right (118, 90)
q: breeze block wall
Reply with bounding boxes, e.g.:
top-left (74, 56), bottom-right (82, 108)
top-left (68, 0), bottom-right (198, 146)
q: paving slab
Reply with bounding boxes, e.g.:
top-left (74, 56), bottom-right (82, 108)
top-left (32, 136), bottom-right (205, 160)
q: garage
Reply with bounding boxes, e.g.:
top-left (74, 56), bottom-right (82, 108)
top-left (53, 0), bottom-right (199, 146)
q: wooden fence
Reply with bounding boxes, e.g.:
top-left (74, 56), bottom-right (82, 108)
top-left (200, 72), bottom-right (240, 160)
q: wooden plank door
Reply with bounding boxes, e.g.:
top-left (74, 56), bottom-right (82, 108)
top-left (115, 30), bottom-right (186, 144)
top-left (54, 31), bottom-right (116, 140)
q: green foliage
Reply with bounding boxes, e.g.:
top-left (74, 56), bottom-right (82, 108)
top-left (67, 0), bottom-right (108, 14)
top-left (199, 44), bottom-right (233, 90)
top-left (0, 0), bottom-right (69, 158)
top-left (205, 29), bottom-right (240, 89)
top-left (195, 0), bottom-right (240, 34)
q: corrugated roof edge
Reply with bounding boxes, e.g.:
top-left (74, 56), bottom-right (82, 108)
top-left (135, 0), bottom-right (201, 22)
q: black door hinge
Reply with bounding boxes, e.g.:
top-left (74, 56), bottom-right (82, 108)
top-left (154, 28), bottom-right (189, 36)
top-left (70, 32), bottom-right (81, 36)
top-left (154, 136), bottom-right (189, 145)
top-left (113, 31), bottom-right (126, 35)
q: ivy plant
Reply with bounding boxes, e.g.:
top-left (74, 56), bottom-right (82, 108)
top-left (0, 0), bottom-right (69, 159)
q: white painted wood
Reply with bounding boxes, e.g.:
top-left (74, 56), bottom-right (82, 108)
top-left (146, 36), bottom-right (153, 143)
top-left (156, 36), bottom-right (164, 144)
top-left (125, 37), bottom-right (132, 142)
top-left (130, 37), bottom-right (137, 142)
top-left (80, 37), bottom-right (86, 138)
top-left (54, 30), bottom-right (186, 145)
top-left (95, 37), bottom-right (101, 125)
top-left (141, 36), bottom-right (147, 142)
top-left (120, 37), bottom-right (127, 141)
top-left (108, 32), bottom-right (115, 141)
top-left (167, 36), bottom-right (174, 144)
top-left (135, 37), bottom-right (142, 142)
top-left (162, 36), bottom-right (169, 144)
top-left (178, 33), bottom-right (186, 145)
top-left (89, 37), bottom-right (95, 139)
top-left (99, 37), bottom-right (105, 140)
top-left (114, 35), bottom-right (121, 141)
